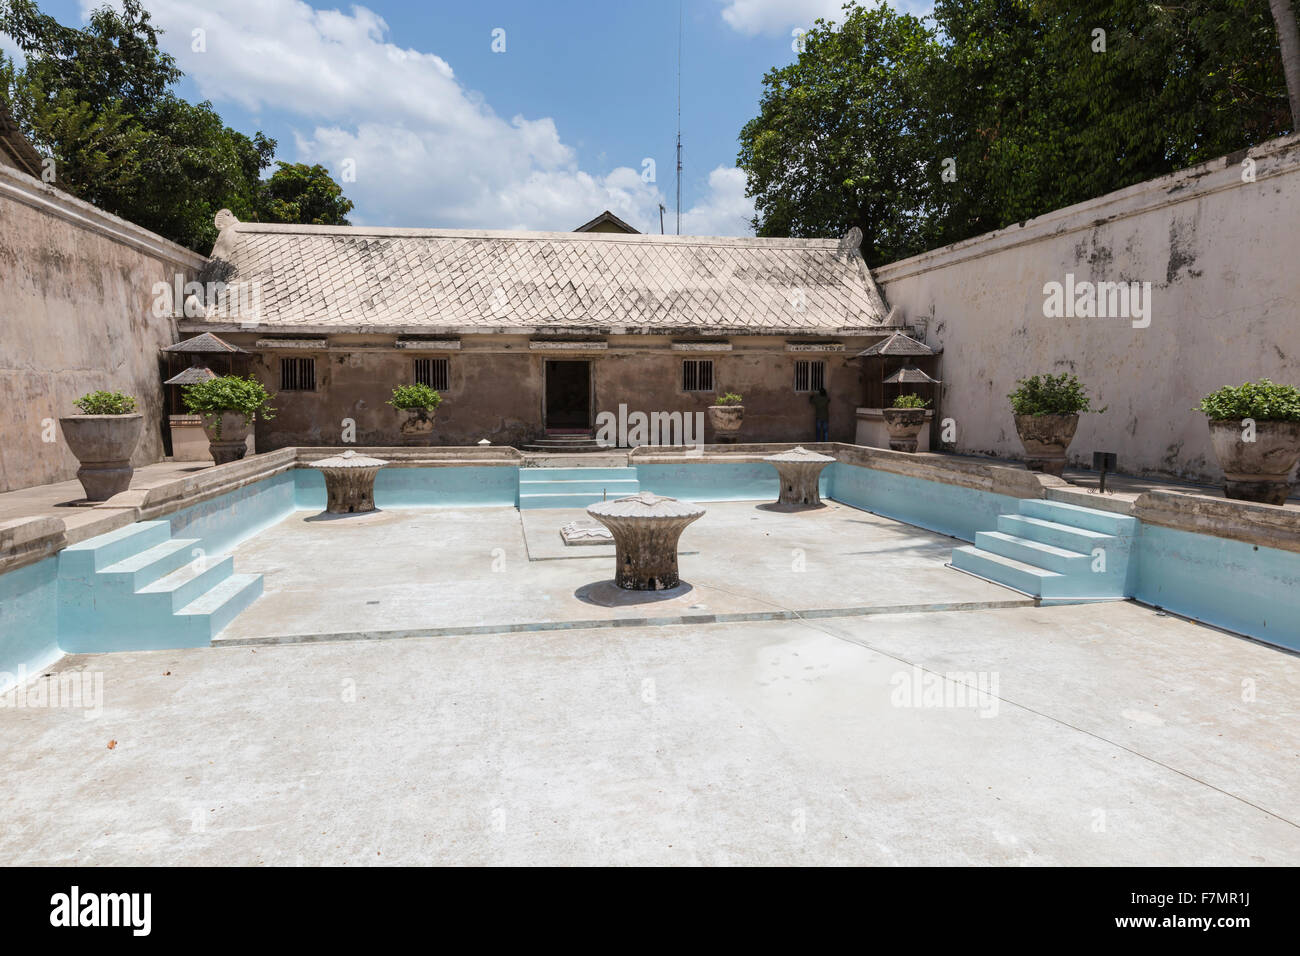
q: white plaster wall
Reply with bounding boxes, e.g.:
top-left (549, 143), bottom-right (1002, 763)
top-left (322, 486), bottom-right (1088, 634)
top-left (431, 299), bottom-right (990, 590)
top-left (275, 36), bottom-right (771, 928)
top-left (873, 134), bottom-right (1300, 483)
top-left (0, 165), bottom-right (203, 493)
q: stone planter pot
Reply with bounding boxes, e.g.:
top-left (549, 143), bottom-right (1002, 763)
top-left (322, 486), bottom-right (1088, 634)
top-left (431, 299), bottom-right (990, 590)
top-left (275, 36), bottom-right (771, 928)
top-left (1208, 419), bottom-right (1300, 504)
top-left (399, 407), bottom-right (436, 445)
top-left (1013, 413), bottom-right (1079, 477)
top-left (882, 408), bottom-right (928, 453)
top-left (200, 411), bottom-right (251, 465)
top-left (707, 404), bottom-right (744, 443)
top-left (58, 414), bottom-right (144, 501)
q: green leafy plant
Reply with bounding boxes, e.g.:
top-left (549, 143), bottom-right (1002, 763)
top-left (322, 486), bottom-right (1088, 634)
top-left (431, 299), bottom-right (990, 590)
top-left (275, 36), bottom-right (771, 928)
top-left (1008, 374), bottom-right (1102, 416)
top-left (1197, 379), bottom-right (1300, 422)
top-left (715, 392), bottom-right (743, 406)
top-left (892, 393), bottom-right (930, 409)
top-left (388, 384), bottom-right (443, 411)
top-left (183, 375), bottom-right (275, 437)
top-left (73, 390), bottom-right (136, 414)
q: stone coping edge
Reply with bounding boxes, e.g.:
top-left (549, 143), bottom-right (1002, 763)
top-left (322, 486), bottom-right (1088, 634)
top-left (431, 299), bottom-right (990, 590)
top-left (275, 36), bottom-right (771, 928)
top-left (2, 443), bottom-right (1296, 575)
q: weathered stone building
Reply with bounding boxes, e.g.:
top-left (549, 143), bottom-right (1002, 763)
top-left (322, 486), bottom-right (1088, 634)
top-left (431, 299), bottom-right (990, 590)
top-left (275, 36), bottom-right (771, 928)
top-left (183, 213), bottom-right (895, 448)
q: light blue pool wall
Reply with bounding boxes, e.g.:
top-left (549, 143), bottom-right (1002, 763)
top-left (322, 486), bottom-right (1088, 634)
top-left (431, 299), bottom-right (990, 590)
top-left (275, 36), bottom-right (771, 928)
top-left (1134, 524), bottom-right (1300, 650)
top-left (636, 461), bottom-right (815, 502)
top-left (168, 469), bottom-right (298, 556)
top-left (293, 464), bottom-right (519, 509)
top-left (0, 557), bottom-right (60, 689)
top-left (827, 462), bottom-right (1021, 543)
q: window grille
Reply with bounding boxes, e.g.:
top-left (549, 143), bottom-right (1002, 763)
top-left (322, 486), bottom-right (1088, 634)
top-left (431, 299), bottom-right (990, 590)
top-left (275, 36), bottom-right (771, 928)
top-left (682, 359), bottom-right (714, 392)
top-left (794, 360), bottom-right (825, 392)
top-left (414, 357), bottom-right (449, 391)
top-left (279, 357), bottom-right (316, 391)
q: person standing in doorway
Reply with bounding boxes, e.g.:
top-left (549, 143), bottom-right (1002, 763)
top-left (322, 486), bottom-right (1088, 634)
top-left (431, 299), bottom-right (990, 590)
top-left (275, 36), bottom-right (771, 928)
top-left (809, 386), bottom-right (830, 442)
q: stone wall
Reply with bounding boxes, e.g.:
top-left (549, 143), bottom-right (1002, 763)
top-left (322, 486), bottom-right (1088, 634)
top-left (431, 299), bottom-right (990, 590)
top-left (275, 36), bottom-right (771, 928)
top-left (873, 133), bottom-right (1300, 483)
top-left (202, 332), bottom-right (873, 448)
top-left (0, 164), bottom-right (203, 493)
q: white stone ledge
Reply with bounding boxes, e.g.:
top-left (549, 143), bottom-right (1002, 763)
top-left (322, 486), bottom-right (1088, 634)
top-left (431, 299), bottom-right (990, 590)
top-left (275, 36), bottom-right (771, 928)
top-left (872, 133), bottom-right (1300, 284)
top-left (0, 163), bottom-right (206, 270)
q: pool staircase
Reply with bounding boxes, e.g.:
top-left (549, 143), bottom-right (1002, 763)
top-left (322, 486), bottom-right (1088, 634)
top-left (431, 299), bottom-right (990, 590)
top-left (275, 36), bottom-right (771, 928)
top-left (57, 520), bottom-right (263, 652)
top-left (951, 499), bottom-right (1137, 603)
top-left (518, 466), bottom-right (640, 509)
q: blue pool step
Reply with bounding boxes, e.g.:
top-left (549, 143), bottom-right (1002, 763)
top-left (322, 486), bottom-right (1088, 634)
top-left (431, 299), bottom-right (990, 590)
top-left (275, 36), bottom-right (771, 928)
top-left (952, 499), bottom-right (1136, 603)
top-left (58, 520), bottom-right (263, 652)
top-left (518, 466), bottom-right (640, 510)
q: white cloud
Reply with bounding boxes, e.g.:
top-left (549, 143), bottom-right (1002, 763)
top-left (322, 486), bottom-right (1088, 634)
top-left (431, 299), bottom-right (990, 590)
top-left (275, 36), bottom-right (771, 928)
top-left (718, 0), bottom-right (933, 36)
top-left (719, 0), bottom-right (852, 37)
top-left (76, 0), bottom-right (750, 235)
top-left (681, 167), bottom-right (754, 237)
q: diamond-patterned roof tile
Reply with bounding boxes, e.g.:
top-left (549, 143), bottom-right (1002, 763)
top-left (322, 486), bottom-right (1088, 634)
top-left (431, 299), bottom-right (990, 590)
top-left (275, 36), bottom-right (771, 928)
top-left (206, 222), bottom-right (889, 333)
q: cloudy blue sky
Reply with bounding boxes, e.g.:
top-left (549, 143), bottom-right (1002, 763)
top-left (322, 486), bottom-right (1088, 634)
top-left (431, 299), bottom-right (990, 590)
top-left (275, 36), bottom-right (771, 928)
top-left (11, 1), bottom-right (931, 234)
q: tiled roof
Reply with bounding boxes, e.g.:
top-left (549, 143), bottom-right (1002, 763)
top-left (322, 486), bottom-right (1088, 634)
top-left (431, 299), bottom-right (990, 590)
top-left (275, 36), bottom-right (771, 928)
top-left (857, 331), bottom-right (934, 357)
top-left (198, 214), bottom-right (889, 334)
top-left (162, 365), bottom-right (218, 386)
top-left (0, 98), bottom-right (44, 179)
top-left (574, 209), bottom-right (639, 233)
top-left (162, 332), bottom-right (246, 353)
top-left (884, 366), bottom-right (941, 384)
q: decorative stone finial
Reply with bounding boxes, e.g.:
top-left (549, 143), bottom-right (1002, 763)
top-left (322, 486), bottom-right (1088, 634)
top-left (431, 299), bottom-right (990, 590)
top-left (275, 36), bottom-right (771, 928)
top-left (214, 208), bottom-right (239, 231)
top-left (839, 226), bottom-right (863, 253)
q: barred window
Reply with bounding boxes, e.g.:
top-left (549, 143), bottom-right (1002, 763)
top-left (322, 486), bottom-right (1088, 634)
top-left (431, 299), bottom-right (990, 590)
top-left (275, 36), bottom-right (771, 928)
top-left (414, 357), bottom-right (450, 392)
top-left (279, 357), bottom-right (316, 391)
top-left (794, 360), bottom-right (825, 393)
top-left (682, 359), bottom-right (714, 392)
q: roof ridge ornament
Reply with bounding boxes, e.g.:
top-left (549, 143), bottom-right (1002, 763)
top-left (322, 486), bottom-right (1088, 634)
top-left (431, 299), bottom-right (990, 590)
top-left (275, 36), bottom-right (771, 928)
top-left (210, 209), bottom-right (241, 262)
top-left (839, 226), bottom-right (863, 253)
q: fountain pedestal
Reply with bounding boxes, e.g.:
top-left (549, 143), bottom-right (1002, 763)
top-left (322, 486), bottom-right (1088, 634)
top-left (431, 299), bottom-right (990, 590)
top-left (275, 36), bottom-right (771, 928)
top-left (587, 492), bottom-right (706, 590)
top-left (309, 450), bottom-right (388, 514)
top-left (763, 446), bottom-right (836, 507)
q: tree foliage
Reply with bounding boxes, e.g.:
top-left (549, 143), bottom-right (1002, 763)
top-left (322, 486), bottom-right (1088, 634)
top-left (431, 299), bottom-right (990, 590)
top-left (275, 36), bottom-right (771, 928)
top-left (257, 162), bottom-right (353, 226)
top-left (740, 0), bottom-right (1294, 265)
top-left (0, 0), bottom-right (351, 249)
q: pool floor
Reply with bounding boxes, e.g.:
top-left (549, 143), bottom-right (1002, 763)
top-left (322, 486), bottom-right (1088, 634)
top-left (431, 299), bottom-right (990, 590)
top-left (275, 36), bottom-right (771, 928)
top-left (3, 600), bottom-right (1297, 865)
top-left (215, 500), bottom-right (1030, 644)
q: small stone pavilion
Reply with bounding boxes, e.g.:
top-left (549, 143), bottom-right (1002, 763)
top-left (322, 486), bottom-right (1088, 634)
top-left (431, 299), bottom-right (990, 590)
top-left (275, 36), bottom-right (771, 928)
top-left (180, 210), bottom-right (910, 449)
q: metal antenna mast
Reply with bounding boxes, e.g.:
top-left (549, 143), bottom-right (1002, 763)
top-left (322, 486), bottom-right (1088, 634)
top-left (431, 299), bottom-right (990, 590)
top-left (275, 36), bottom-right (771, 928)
top-left (675, 1), bottom-right (682, 235)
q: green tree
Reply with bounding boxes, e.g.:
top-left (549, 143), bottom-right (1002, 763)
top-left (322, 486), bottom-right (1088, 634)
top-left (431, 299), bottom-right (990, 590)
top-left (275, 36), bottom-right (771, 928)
top-left (0, 0), bottom-right (352, 250)
top-left (256, 162), bottom-right (354, 226)
top-left (738, 2), bottom-right (942, 265)
top-left (739, 0), bottom-right (1294, 265)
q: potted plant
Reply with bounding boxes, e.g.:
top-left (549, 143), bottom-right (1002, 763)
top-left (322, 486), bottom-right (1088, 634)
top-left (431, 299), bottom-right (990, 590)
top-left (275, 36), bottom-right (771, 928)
top-left (183, 375), bottom-right (275, 465)
top-left (1008, 373), bottom-right (1103, 476)
top-left (882, 394), bottom-right (931, 453)
top-left (389, 384), bottom-right (442, 444)
top-left (1198, 379), bottom-right (1300, 504)
top-left (59, 391), bottom-right (144, 501)
top-left (707, 391), bottom-right (744, 443)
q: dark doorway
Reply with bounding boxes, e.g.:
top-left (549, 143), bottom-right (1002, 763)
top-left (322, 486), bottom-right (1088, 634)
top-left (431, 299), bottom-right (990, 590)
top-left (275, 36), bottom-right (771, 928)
top-left (545, 361), bottom-right (591, 430)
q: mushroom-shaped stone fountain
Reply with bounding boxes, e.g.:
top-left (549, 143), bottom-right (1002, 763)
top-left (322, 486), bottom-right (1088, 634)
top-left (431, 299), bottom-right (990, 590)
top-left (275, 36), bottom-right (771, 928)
top-left (308, 450), bottom-right (388, 514)
top-left (762, 446), bottom-right (836, 507)
top-left (586, 492), bottom-right (705, 590)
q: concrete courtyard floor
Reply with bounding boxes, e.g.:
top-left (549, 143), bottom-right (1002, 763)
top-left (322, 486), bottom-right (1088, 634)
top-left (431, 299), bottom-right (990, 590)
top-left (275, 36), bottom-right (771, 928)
top-left (216, 501), bottom-right (1030, 644)
top-left (1, 599), bottom-right (1297, 865)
